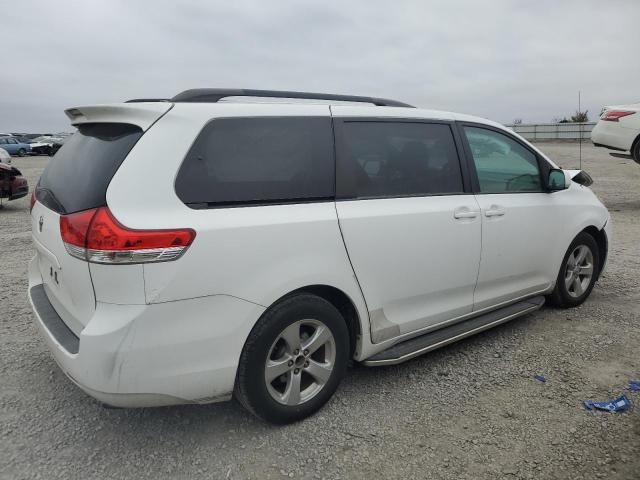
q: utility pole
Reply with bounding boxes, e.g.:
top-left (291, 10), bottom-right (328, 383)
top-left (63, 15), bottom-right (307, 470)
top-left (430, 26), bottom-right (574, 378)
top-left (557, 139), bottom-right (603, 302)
top-left (578, 90), bottom-right (582, 169)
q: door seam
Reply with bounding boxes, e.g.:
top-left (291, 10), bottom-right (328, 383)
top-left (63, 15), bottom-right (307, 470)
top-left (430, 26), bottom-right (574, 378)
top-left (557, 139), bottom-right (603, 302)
top-left (332, 201), bottom-right (371, 340)
top-left (471, 194), bottom-right (483, 311)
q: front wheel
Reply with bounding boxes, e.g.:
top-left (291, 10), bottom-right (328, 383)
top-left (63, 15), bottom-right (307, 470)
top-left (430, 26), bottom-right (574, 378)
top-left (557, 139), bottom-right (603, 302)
top-left (234, 294), bottom-right (349, 424)
top-left (18, 148), bottom-right (26, 157)
top-left (632, 139), bottom-right (640, 165)
top-left (549, 232), bottom-right (599, 308)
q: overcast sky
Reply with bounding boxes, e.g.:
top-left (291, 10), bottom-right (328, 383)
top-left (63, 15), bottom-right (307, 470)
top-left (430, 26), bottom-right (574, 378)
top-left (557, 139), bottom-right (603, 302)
top-left (1, 0), bottom-right (639, 132)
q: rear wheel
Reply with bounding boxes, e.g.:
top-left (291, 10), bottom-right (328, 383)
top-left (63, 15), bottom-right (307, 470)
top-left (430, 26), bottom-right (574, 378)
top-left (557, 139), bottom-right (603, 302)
top-left (549, 232), bottom-right (599, 308)
top-left (235, 294), bottom-right (349, 424)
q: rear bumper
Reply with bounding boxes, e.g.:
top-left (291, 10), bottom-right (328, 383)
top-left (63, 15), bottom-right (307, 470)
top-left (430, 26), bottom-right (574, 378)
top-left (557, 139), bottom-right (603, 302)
top-left (27, 256), bottom-right (265, 407)
top-left (591, 122), bottom-right (637, 152)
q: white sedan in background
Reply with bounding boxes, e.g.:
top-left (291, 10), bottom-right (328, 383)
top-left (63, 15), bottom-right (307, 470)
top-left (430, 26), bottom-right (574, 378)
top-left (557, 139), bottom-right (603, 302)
top-left (0, 147), bottom-right (10, 164)
top-left (591, 103), bottom-right (640, 164)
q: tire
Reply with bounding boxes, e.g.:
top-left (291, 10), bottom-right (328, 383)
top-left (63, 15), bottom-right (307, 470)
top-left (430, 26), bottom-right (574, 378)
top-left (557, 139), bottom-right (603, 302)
top-left (234, 293), bottom-right (349, 424)
top-left (18, 149), bottom-right (26, 157)
top-left (632, 138), bottom-right (640, 165)
top-left (548, 232), bottom-right (599, 308)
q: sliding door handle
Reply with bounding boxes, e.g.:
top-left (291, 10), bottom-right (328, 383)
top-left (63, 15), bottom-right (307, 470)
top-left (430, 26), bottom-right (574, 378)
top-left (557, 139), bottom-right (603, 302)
top-left (485, 205), bottom-right (505, 217)
top-left (453, 207), bottom-right (478, 219)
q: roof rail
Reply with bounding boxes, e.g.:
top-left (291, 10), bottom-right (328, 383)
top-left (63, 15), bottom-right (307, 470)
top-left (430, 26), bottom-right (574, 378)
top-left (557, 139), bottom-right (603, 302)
top-left (168, 88), bottom-right (414, 108)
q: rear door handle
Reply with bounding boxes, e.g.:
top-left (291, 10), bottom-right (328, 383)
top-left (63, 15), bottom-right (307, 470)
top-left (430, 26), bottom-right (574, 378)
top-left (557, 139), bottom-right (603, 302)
top-left (453, 207), bottom-right (478, 219)
top-left (485, 205), bottom-right (506, 217)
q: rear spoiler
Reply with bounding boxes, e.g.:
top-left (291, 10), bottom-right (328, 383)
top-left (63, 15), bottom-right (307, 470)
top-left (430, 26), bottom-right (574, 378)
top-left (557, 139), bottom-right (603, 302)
top-left (64, 103), bottom-right (173, 131)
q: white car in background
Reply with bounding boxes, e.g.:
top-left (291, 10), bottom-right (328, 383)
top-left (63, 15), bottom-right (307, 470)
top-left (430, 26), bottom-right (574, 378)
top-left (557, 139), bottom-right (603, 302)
top-left (591, 103), bottom-right (640, 164)
top-left (28, 136), bottom-right (66, 156)
top-left (28, 88), bottom-right (611, 424)
top-left (0, 147), bottom-right (10, 163)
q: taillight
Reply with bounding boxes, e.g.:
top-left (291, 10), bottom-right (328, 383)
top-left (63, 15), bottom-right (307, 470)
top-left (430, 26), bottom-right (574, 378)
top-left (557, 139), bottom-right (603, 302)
top-left (60, 207), bottom-right (196, 264)
top-left (601, 110), bottom-right (635, 122)
top-left (29, 191), bottom-right (36, 212)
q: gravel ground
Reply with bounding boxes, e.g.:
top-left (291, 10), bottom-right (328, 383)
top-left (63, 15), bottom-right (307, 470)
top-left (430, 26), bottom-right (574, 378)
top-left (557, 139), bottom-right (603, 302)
top-left (1, 143), bottom-right (639, 480)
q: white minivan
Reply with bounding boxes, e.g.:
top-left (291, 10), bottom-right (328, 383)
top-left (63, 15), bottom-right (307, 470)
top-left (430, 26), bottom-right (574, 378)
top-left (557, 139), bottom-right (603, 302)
top-left (28, 89), bottom-right (611, 424)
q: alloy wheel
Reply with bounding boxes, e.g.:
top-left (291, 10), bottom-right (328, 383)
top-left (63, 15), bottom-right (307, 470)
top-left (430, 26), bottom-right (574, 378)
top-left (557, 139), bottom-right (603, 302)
top-left (564, 245), bottom-right (594, 298)
top-left (265, 319), bottom-right (336, 406)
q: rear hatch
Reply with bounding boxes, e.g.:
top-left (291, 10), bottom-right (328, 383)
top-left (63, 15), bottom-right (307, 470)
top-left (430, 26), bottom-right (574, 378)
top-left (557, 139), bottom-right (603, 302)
top-left (31, 107), bottom-right (168, 333)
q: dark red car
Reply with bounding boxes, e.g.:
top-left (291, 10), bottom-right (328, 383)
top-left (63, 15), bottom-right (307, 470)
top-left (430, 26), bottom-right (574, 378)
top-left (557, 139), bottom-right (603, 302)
top-left (0, 162), bottom-right (28, 206)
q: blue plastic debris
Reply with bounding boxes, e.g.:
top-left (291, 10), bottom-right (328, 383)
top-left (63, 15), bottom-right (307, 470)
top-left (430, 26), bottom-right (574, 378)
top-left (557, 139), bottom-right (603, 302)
top-left (629, 380), bottom-right (640, 392)
top-left (583, 395), bottom-right (632, 412)
top-left (534, 375), bottom-right (546, 383)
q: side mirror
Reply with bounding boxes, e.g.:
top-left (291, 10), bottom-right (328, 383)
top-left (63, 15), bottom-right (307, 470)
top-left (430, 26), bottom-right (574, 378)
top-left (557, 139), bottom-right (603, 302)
top-left (547, 169), bottom-right (567, 191)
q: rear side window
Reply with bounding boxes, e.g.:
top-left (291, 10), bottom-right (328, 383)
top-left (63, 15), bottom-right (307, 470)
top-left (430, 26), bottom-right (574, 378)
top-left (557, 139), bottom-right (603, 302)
top-left (37, 123), bottom-right (142, 214)
top-left (175, 117), bottom-right (334, 207)
top-left (336, 121), bottom-right (464, 199)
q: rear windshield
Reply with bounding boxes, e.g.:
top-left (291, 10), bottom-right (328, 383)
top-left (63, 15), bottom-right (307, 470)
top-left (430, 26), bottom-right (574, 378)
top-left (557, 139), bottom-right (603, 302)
top-left (36, 123), bottom-right (142, 214)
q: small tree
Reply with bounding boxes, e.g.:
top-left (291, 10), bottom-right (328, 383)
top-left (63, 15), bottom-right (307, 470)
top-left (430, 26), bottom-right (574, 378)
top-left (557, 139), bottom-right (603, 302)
top-left (570, 110), bottom-right (589, 122)
top-left (558, 117), bottom-right (570, 123)
top-left (513, 118), bottom-right (523, 125)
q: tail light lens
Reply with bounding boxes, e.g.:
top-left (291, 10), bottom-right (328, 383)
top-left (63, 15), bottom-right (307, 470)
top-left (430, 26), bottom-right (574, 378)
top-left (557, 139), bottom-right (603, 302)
top-left (29, 191), bottom-right (36, 212)
top-left (601, 110), bottom-right (635, 122)
top-left (60, 207), bottom-right (196, 264)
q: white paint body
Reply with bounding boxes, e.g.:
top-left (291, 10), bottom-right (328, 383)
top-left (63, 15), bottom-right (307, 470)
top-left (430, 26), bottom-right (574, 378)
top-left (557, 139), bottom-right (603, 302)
top-left (591, 104), bottom-right (640, 151)
top-left (28, 101), bottom-right (611, 407)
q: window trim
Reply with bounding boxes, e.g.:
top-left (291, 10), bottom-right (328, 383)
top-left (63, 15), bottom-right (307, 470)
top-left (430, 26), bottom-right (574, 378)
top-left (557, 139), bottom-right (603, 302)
top-left (334, 117), bottom-right (472, 201)
top-left (174, 115), bottom-right (337, 210)
top-left (455, 121), bottom-right (553, 195)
